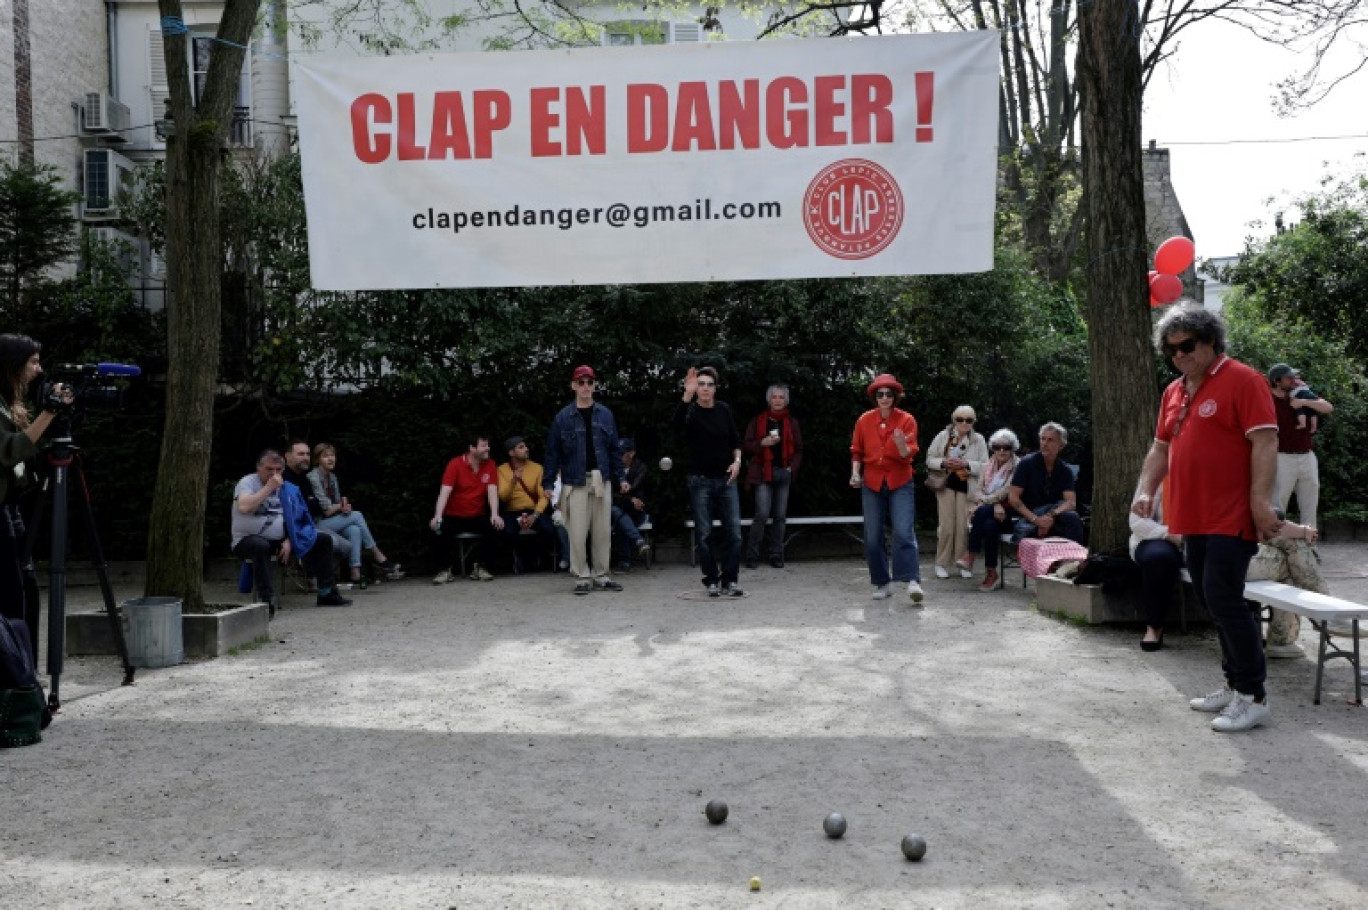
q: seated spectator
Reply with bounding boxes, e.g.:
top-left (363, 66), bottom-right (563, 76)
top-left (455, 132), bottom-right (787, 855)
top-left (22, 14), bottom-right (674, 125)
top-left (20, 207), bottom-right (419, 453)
top-left (960, 428), bottom-right (1021, 591)
top-left (307, 443), bottom-right (404, 587)
top-left (1132, 494), bottom-right (1323, 656)
top-left (611, 439), bottom-right (651, 572)
top-left (429, 434), bottom-right (503, 583)
top-left (1248, 518), bottom-right (1325, 658)
top-left (1006, 422), bottom-right (1087, 547)
top-left (281, 438), bottom-right (349, 582)
top-left (1129, 483), bottom-right (1182, 652)
top-left (497, 436), bottom-right (556, 572)
top-left (232, 450), bottom-right (351, 614)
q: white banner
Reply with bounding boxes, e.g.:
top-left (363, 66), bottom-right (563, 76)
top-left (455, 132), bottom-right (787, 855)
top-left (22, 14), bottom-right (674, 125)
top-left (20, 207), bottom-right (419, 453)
top-left (294, 32), bottom-right (1000, 290)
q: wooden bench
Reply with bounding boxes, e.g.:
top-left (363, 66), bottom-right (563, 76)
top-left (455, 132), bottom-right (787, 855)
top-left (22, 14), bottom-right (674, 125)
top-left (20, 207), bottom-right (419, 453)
top-left (1178, 569), bottom-right (1367, 705)
top-left (683, 516), bottom-right (863, 565)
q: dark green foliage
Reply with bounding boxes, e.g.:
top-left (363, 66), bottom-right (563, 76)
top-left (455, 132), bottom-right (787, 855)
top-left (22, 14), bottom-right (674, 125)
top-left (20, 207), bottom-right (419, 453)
top-left (0, 161), bottom-right (81, 321)
top-left (1213, 171), bottom-right (1368, 523)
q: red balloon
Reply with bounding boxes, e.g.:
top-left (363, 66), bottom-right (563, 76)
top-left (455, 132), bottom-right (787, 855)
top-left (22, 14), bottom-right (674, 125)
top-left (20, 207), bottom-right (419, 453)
top-left (1154, 236), bottom-right (1195, 275)
top-left (1149, 272), bottom-right (1183, 304)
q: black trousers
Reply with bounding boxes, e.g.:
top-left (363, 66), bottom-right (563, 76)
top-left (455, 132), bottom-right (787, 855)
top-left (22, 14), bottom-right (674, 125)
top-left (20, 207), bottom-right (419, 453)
top-left (233, 533), bottom-right (337, 603)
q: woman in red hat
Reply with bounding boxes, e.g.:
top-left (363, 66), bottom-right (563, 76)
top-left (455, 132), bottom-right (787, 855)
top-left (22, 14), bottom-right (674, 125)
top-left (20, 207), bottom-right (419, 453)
top-left (850, 374), bottom-right (924, 602)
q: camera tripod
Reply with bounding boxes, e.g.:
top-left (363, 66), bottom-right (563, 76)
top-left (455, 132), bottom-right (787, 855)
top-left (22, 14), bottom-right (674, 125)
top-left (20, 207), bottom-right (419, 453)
top-left (20, 421), bottom-right (135, 711)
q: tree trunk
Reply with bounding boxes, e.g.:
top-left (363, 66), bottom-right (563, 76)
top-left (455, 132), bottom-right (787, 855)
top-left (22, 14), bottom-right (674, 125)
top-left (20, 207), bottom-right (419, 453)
top-left (1076, 0), bottom-right (1157, 552)
top-left (144, 0), bottom-right (261, 611)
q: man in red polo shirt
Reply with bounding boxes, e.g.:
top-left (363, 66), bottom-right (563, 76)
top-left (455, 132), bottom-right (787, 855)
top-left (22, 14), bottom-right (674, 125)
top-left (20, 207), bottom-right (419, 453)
top-left (429, 434), bottom-right (505, 583)
top-left (1133, 305), bottom-right (1279, 733)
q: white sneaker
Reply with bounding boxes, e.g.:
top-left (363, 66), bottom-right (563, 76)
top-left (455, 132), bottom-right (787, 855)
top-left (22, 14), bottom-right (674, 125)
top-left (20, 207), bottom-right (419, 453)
top-left (1211, 693), bottom-right (1270, 733)
top-left (469, 564), bottom-right (494, 582)
top-left (871, 585), bottom-right (890, 600)
top-left (432, 569), bottom-right (454, 585)
top-left (907, 581), bottom-right (925, 603)
top-left (1189, 686), bottom-right (1234, 712)
top-left (959, 567), bottom-right (974, 579)
top-left (934, 565), bottom-right (950, 579)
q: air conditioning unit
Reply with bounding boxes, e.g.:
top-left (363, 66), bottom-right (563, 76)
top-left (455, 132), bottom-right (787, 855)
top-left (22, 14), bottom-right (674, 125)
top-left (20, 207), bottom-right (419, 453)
top-left (668, 22), bottom-right (703, 43)
top-left (83, 148), bottom-right (137, 218)
top-left (81, 92), bottom-right (132, 139)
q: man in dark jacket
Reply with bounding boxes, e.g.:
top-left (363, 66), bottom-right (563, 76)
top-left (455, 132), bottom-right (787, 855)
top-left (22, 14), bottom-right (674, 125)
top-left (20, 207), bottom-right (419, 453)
top-left (543, 365), bottom-right (629, 596)
top-left (610, 438), bottom-right (651, 571)
top-left (674, 366), bottom-right (745, 597)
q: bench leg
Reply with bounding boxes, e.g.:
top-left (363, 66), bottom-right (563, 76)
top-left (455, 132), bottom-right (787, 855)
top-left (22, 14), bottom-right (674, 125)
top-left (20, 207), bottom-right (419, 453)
top-left (1315, 622), bottom-right (1329, 706)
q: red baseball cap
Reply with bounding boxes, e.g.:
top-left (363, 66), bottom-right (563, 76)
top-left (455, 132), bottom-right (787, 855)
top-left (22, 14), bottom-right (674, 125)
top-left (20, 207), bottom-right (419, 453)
top-left (572, 365), bottom-right (595, 381)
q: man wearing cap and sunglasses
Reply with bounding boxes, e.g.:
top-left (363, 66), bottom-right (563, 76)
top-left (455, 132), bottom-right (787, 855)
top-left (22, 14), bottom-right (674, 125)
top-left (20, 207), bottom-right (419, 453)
top-left (1268, 362), bottom-right (1333, 531)
top-left (544, 366), bottom-right (630, 596)
top-left (1133, 305), bottom-right (1280, 733)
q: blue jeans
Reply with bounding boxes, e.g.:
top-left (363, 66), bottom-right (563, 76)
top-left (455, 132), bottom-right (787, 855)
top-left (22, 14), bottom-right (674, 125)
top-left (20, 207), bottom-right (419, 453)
top-left (746, 469), bottom-right (792, 561)
top-left (687, 475), bottom-right (742, 586)
top-left (968, 503), bottom-right (1012, 569)
top-left (318, 511), bottom-right (376, 568)
top-left (1186, 534), bottom-right (1263, 699)
top-left (611, 505), bottom-right (647, 566)
top-left (861, 481), bottom-right (920, 586)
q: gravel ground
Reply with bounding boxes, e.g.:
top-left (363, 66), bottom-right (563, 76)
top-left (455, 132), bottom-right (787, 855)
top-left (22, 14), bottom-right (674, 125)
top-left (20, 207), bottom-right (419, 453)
top-left (3, 542), bottom-right (1366, 909)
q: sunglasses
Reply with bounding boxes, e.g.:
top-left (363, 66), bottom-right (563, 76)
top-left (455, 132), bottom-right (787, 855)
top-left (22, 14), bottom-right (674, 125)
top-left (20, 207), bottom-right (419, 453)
top-left (1162, 337), bottom-right (1200, 358)
top-left (874, 389), bottom-right (896, 398)
top-left (955, 417), bottom-right (975, 424)
top-left (574, 377), bottom-right (595, 386)
top-left (991, 444), bottom-right (1013, 452)
top-left (696, 380), bottom-right (715, 388)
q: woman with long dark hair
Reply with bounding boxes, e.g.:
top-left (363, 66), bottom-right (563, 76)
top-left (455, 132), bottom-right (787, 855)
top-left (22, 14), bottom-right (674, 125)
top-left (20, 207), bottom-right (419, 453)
top-left (0, 334), bottom-right (68, 661)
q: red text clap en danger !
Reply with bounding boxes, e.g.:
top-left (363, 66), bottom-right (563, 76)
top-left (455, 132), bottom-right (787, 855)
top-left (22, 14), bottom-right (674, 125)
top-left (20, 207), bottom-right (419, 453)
top-left (349, 74), bottom-right (905, 163)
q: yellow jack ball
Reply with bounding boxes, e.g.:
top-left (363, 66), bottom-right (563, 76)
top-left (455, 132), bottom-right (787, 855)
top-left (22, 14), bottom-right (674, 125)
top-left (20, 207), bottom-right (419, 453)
top-left (749, 876), bottom-right (761, 892)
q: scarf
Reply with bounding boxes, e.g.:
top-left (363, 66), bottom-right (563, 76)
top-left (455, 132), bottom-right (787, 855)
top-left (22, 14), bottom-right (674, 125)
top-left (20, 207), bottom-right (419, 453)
top-left (753, 409), bottom-right (795, 482)
top-left (981, 454), bottom-right (1015, 496)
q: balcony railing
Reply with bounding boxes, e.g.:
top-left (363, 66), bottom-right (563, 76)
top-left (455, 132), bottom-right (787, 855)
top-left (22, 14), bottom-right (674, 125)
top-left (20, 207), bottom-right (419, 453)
top-left (230, 106), bottom-right (252, 147)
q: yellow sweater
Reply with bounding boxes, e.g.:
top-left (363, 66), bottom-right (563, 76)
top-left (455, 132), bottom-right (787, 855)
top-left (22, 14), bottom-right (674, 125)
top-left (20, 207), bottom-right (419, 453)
top-left (497, 460), bottom-right (547, 514)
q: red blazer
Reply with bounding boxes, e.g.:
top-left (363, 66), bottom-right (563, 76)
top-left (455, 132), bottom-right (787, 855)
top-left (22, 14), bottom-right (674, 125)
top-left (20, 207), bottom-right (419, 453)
top-left (850, 408), bottom-right (919, 491)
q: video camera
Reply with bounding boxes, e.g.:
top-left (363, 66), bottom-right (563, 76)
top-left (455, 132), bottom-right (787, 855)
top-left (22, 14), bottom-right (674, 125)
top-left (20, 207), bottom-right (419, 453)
top-left (41, 362), bottom-right (141, 413)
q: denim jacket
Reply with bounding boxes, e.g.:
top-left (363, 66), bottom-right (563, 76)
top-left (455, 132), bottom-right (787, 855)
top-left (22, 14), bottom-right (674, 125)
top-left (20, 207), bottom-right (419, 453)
top-left (543, 401), bottom-right (625, 491)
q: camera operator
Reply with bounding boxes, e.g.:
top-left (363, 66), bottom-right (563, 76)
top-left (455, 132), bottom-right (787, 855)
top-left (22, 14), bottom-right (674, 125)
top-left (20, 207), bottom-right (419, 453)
top-left (0, 334), bottom-right (73, 661)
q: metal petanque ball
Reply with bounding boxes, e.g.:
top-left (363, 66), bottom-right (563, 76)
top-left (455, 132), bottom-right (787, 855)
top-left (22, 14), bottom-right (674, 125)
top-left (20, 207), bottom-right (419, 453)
top-left (823, 812), bottom-right (847, 838)
top-left (659, 456), bottom-right (673, 472)
top-left (901, 834), bottom-right (927, 861)
top-left (705, 799), bottom-right (729, 824)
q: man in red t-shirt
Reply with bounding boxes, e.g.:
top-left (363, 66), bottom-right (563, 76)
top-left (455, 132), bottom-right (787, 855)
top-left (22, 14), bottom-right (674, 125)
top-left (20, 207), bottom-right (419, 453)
top-left (1133, 305), bottom-right (1279, 733)
top-left (1269, 363), bottom-right (1333, 530)
top-left (428, 434), bottom-right (504, 583)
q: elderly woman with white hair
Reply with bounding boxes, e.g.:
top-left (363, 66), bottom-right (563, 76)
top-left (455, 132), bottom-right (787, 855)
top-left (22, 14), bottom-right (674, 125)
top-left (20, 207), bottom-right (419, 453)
top-left (957, 428), bottom-right (1022, 591)
top-left (925, 406), bottom-right (988, 579)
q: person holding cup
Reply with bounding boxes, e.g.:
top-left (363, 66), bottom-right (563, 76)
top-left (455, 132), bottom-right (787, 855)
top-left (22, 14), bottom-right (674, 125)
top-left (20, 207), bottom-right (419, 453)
top-left (742, 383), bottom-right (803, 569)
top-left (850, 373), bottom-right (924, 602)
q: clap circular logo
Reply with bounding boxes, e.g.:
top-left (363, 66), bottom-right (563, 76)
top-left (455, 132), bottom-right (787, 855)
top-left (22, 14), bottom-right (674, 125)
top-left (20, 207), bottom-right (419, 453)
top-left (804, 159), bottom-right (904, 260)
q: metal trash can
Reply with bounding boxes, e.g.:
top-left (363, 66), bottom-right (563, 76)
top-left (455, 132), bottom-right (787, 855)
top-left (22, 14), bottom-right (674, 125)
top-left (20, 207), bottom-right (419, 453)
top-left (120, 597), bottom-right (183, 668)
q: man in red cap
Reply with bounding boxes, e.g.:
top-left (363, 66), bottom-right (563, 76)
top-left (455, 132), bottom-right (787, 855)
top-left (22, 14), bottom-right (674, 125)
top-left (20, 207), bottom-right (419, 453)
top-left (543, 366), bottom-right (630, 595)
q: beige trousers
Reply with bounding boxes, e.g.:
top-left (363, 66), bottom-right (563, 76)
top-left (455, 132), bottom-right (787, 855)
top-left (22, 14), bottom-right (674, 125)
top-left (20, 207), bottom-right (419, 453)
top-left (934, 487), bottom-right (970, 568)
top-left (562, 470), bottom-right (612, 581)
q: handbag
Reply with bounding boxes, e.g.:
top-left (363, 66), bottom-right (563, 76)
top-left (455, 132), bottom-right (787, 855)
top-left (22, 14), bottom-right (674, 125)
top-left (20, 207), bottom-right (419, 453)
top-left (924, 471), bottom-right (948, 491)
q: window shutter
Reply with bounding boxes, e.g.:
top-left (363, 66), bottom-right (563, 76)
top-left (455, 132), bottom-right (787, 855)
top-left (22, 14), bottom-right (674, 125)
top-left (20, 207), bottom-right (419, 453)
top-left (670, 22), bottom-right (703, 43)
top-left (148, 27), bottom-right (170, 149)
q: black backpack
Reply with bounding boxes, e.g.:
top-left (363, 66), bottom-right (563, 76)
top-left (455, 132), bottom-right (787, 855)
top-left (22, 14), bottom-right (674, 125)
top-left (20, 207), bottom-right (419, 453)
top-left (1, 615), bottom-right (50, 747)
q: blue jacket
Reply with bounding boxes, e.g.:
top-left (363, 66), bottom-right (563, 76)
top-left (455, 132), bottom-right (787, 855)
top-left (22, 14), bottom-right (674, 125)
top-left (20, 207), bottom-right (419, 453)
top-left (543, 401), bottom-right (625, 491)
top-left (279, 482), bottom-right (319, 558)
